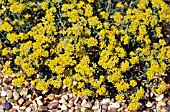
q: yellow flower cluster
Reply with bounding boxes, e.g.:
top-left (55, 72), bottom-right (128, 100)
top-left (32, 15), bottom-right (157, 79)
top-left (0, 0), bottom-right (169, 111)
top-left (128, 87), bottom-right (145, 110)
top-left (156, 81), bottom-right (167, 94)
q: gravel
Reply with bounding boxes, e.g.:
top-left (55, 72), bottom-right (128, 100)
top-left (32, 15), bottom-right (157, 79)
top-left (0, 74), bottom-right (170, 112)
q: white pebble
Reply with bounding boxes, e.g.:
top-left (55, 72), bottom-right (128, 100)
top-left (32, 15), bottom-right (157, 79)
top-left (109, 102), bottom-right (120, 109)
top-left (156, 94), bottom-right (164, 101)
top-left (1, 87), bottom-right (6, 96)
top-left (60, 104), bottom-right (67, 110)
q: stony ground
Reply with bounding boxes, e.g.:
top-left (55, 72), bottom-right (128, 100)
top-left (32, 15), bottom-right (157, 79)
top-left (0, 71), bottom-right (170, 112)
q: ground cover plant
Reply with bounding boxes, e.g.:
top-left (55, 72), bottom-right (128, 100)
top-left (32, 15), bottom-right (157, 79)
top-left (0, 0), bottom-right (170, 111)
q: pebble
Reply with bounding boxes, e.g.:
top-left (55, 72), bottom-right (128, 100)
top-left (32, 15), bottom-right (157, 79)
top-left (24, 81), bottom-right (30, 87)
top-left (75, 108), bottom-right (81, 112)
top-left (0, 105), bottom-right (3, 111)
top-left (54, 95), bottom-right (61, 101)
top-left (1, 87), bottom-right (6, 97)
top-left (23, 101), bottom-right (32, 107)
top-left (68, 93), bottom-right (73, 98)
top-left (155, 94), bottom-right (164, 101)
top-left (36, 97), bottom-right (43, 106)
top-left (81, 99), bottom-right (87, 106)
top-left (3, 102), bottom-right (12, 110)
top-left (9, 109), bottom-right (17, 112)
top-left (0, 97), bottom-right (6, 104)
top-left (156, 105), bottom-right (161, 112)
top-left (160, 108), bottom-right (167, 112)
top-left (13, 105), bottom-right (19, 110)
top-left (39, 106), bottom-right (48, 111)
top-left (69, 107), bottom-right (75, 112)
top-left (47, 94), bottom-right (55, 100)
top-left (74, 97), bottom-right (79, 105)
top-left (32, 100), bottom-right (38, 110)
top-left (102, 104), bottom-right (108, 110)
top-left (80, 107), bottom-right (86, 111)
top-left (0, 79), bottom-right (2, 84)
top-left (166, 105), bottom-right (170, 111)
top-left (20, 88), bottom-right (28, 96)
top-left (27, 94), bottom-right (32, 99)
top-left (18, 98), bottom-right (24, 105)
top-left (109, 108), bottom-right (117, 112)
top-left (42, 90), bottom-right (49, 95)
top-left (109, 102), bottom-right (120, 109)
top-left (6, 90), bottom-right (12, 99)
top-left (59, 97), bottom-right (67, 104)
top-left (84, 102), bottom-right (91, 108)
top-left (13, 90), bottom-right (20, 100)
top-left (60, 104), bottom-right (67, 110)
top-left (158, 101), bottom-right (166, 106)
top-left (52, 109), bottom-right (57, 112)
top-left (48, 102), bottom-right (59, 110)
top-left (146, 101), bottom-right (153, 107)
top-left (62, 94), bottom-right (68, 100)
top-left (67, 101), bottom-right (74, 108)
top-left (101, 98), bottom-right (110, 104)
top-left (25, 107), bottom-right (32, 112)
top-left (92, 105), bottom-right (99, 110)
top-left (20, 106), bottom-right (26, 110)
top-left (29, 104), bottom-right (35, 110)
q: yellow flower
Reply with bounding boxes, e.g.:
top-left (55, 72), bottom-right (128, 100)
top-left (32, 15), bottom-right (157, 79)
top-left (2, 48), bottom-right (9, 56)
top-left (111, 12), bottom-right (122, 25)
top-left (96, 85), bottom-right (107, 96)
top-left (115, 94), bottom-right (124, 101)
top-left (130, 56), bottom-right (139, 65)
top-left (156, 81), bottom-right (167, 94)
top-left (85, 37), bottom-right (98, 47)
top-left (77, 82), bottom-right (85, 89)
top-left (100, 11), bottom-right (109, 20)
top-left (116, 2), bottom-right (124, 8)
top-left (63, 77), bottom-right (73, 87)
top-left (146, 68), bottom-right (155, 81)
top-left (0, 43), bottom-right (2, 49)
top-left (87, 0), bottom-right (94, 3)
top-left (84, 4), bottom-right (93, 17)
top-left (35, 79), bottom-right (49, 91)
top-left (41, 1), bottom-right (49, 10)
top-left (1, 22), bottom-right (13, 32)
top-left (128, 102), bottom-right (140, 111)
top-left (24, 14), bottom-right (31, 19)
top-left (121, 60), bottom-right (129, 72)
top-left (10, 2), bottom-right (26, 13)
top-left (130, 80), bottom-right (137, 87)
top-left (12, 77), bottom-right (25, 86)
top-left (129, 51), bottom-right (135, 56)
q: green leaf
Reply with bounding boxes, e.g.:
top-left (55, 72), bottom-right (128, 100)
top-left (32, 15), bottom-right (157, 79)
top-left (9, 98), bottom-right (15, 103)
top-left (17, 88), bottom-right (23, 93)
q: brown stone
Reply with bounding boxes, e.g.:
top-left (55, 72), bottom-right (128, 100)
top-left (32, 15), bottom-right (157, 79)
top-left (54, 96), bottom-right (61, 101)
top-left (47, 102), bottom-right (59, 110)
top-left (75, 108), bottom-right (81, 112)
top-left (39, 106), bottom-right (48, 111)
top-left (84, 102), bottom-right (91, 108)
top-left (0, 97), bottom-right (6, 104)
top-left (23, 101), bottom-right (32, 107)
top-left (18, 98), bottom-right (25, 105)
top-left (6, 90), bottom-right (13, 99)
top-left (9, 109), bottom-right (17, 112)
top-left (13, 101), bottom-right (18, 106)
top-left (67, 101), bottom-right (74, 108)
top-left (109, 108), bottom-right (117, 112)
top-left (47, 94), bottom-right (55, 100)
top-left (20, 88), bottom-right (28, 96)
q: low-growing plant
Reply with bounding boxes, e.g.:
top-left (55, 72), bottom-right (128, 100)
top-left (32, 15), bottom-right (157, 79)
top-left (0, 0), bottom-right (170, 110)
